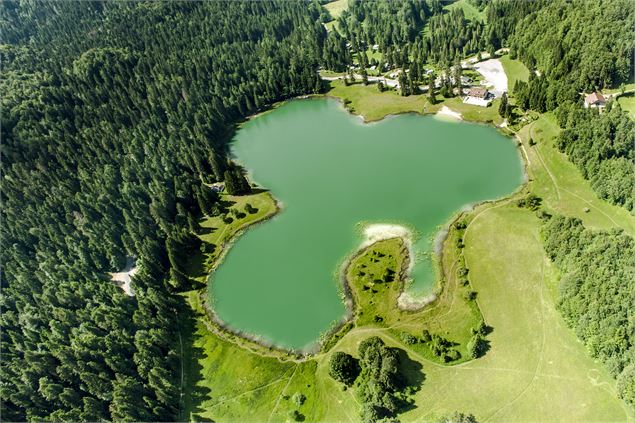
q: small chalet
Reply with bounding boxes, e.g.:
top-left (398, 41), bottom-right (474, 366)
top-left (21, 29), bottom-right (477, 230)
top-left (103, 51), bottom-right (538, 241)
top-left (584, 91), bottom-right (606, 108)
top-left (467, 87), bottom-right (490, 99)
top-left (210, 182), bottom-right (225, 193)
top-left (463, 87), bottom-right (493, 107)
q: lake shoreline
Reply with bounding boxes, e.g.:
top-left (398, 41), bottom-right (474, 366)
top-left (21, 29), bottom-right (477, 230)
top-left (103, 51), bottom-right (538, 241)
top-left (199, 93), bottom-right (529, 358)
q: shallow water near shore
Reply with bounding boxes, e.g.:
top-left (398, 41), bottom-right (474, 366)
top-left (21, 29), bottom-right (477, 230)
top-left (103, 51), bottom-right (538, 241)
top-left (209, 98), bottom-right (523, 349)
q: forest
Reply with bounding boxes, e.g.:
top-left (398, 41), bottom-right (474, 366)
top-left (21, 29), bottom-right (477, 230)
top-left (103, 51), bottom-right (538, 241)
top-left (555, 102), bottom-right (634, 211)
top-left (1, 1), bottom-right (324, 420)
top-left (1, 0), bottom-right (634, 420)
top-left (507, 0), bottom-right (634, 113)
top-left (542, 216), bottom-right (634, 407)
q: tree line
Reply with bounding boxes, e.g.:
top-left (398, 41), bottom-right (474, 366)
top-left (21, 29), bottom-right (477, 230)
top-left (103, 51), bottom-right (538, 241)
top-left (542, 216), bottom-right (634, 408)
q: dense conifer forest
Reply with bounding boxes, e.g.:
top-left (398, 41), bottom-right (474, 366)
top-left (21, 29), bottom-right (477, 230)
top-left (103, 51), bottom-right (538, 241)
top-left (1, 0), bottom-right (633, 420)
top-left (1, 2), bottom-right (324, 420)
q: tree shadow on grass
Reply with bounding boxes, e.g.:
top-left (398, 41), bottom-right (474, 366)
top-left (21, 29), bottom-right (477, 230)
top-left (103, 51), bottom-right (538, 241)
top-left (179, 302), bottom-right (214, 422)
top-left (393, 347), bottom-right (426, 414)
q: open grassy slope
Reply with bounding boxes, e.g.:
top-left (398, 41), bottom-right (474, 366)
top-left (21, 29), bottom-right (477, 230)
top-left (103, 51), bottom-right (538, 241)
top-left (327, 80), bottom-right (429, 122)
top-left (617, 93), bottom-right (635, 118)
top-left (326, 80), bottom-right (503, 125)
top-left (444, 0), bottom-right (486, 22)
top-left (500, 56), bottom-right (530, 93)
top-left (323, 0), bottom-right (347, 31)
top-left (517, 114), bottom-right (635, 236)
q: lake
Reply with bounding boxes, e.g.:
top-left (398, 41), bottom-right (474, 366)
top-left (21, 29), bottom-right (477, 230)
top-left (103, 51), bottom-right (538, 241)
top-left (208, 98), bottom-right (523, 350)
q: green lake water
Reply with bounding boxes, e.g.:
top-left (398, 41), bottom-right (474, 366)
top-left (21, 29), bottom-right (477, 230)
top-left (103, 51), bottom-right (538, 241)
top-left (209, 98), bottom-right (523, 350)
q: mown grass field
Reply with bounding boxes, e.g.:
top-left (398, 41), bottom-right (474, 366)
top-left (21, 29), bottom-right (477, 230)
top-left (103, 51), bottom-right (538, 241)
top-left (617, 92), bottom-right (635, 118)
top-left (327, 80), bottom-right (429, 122)
top-left (326, 79), bottom-right (504, 125)
top-left (180, 68), bottom-right (635, 421)
top-left (500, 55), bottom-right (530, 93)
top-left (323, 0), bottom-right (347, 32)
top-left (444, 0), bottom-right (486, 22)
top-left (343, 236), bottom-right (482, 365)
top-left (517, 114), bottom-right (635, 236)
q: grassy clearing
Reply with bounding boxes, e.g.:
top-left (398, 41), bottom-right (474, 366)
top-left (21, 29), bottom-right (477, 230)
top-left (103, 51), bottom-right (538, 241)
top-left (442, 96), bottom-right (503, 124)
top-left (323, 0), bottom-right (347, 32)
top-left (517, 114), bottom-right (635, 236)
top-left (327, 80), bottom-right (429, 122)
top-left (326, 79), bottom-right (504, 125)
top-left (343, 236), bottom-right (482, 365)
top-left (186, 191), bottom-right (278, 282)
top-left (324, 0), bottom-right (347, 20)
top-left (617, 92), bottom-right (635, 118)
top-left (444, 0), bottom-right (486, 22)
top-left (499, 55), bottom-right (530, 93)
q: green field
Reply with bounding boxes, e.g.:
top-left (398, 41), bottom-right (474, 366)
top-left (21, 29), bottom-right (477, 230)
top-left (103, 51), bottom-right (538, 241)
top-left (323, 0), bottom-right (347, 32)
top-left (500, 55), bottom-right (530, 93)
top-left (444, 0), bottom-right (486, 22)
top-left (617, 92), bottom-right (635, 118)
top-left (326, 80), bottom-right (429, 122)
top-left (326, 79), bottom-right (504, 125)
top-left (180, 72), bottom-right (635, 421)
top-left (517, 114), bottom-right (635, 236)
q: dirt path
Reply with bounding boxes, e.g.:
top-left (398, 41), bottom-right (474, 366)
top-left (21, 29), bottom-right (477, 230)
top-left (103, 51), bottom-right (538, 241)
top-left (266, 365), bottom-right (298, 422)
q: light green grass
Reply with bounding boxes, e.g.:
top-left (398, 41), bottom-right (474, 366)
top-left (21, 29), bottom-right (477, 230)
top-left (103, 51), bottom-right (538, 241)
top-left (323, 0), bottom-right (347, 32)
top-left (442, 97), bottom-right (504, 125)
top-left (517, 113), bottom-right (635, 236)
top-left (343, 236), bottom-right (482, 365)
top-left (186, 191), bottom-right (277, 281)
top-left (326, 80), bottom-right (504, 125)
top-left (500, 55), bottom-right (529, 93)
top-left (327, 80), bottom-right (429, 122)
top-left (444, 0), bottom-right (486, 22)
top-left (323, 0), bottom-right (347, 20)
top-left (617, 92), bottom-right (635, 118)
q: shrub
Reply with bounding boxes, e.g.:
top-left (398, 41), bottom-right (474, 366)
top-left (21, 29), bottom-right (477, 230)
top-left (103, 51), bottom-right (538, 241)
top-left (400, 332), bottom-right (418, 345)
top-left (292, 392), bottom-right (306, 406)
top-left (329, 352), bottom-right (360, 386)
top-left (464, 290), bottom-right (477, 301)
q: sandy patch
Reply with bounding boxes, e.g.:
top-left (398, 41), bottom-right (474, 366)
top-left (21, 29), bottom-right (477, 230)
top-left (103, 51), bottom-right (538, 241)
top-left (110, 257), bottom-right (137, 296)
top-left (435, 106), bottom-right (463, 120)
top-left (474, 58), bottom-right (508, 97)
top-left (397, 291), bottom-right (436, 310)
top-left (360, 223), bottom-right (413, 248)
top-left (359, 223), bottom-right (436, 310)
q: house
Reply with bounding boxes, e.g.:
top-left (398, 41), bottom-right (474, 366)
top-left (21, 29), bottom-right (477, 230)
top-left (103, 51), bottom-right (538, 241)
top-left (372, 44), bottom-right (379, 51)
top-left (584, 91), bottom-right (606, 108)
top-left (210, 182), bottom-right (225, 193)
top-left (463, 87), bottom-right (493, 107)
top-left (467, 87), bottom-right (490, 99)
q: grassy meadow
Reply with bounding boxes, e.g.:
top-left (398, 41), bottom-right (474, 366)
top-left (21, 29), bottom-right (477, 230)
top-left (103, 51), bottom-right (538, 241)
top-left (617, 92), bottom-right (635, 118)
top-left (499, 55), bottom-right (530, 93)
top-left (323, 0), bottom-right (347, 32)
